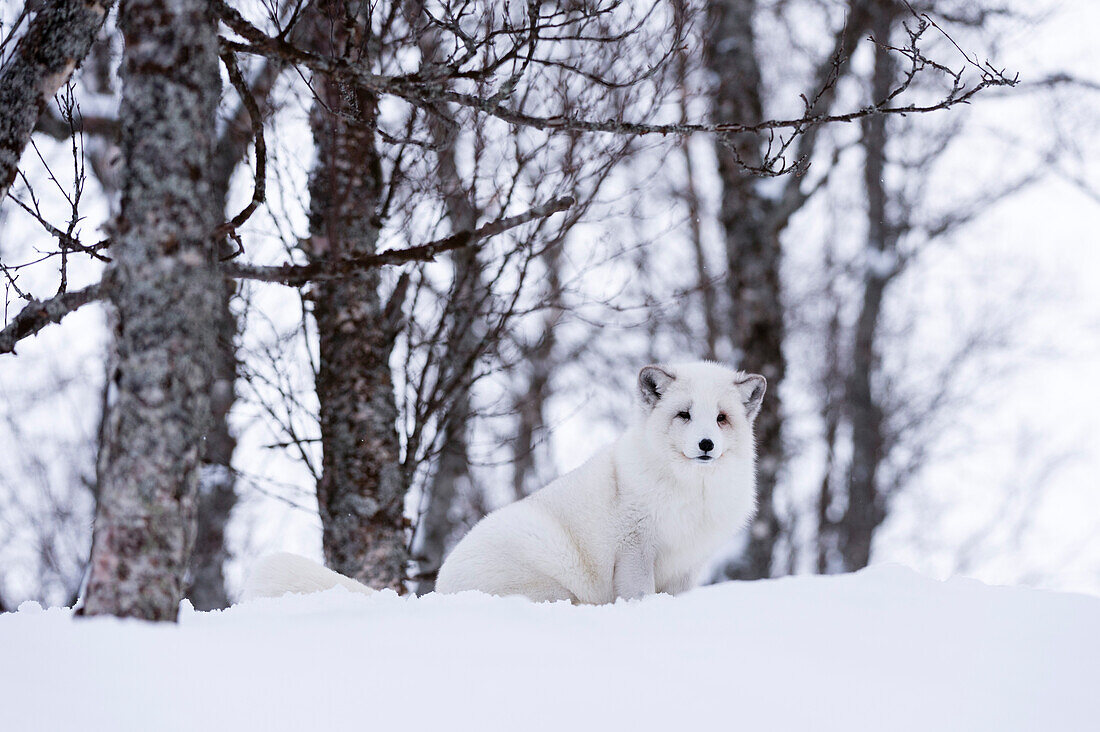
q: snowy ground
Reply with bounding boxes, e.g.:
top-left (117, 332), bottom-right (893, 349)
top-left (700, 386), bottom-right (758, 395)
top-left (2, 564), bottom-right (1098, 731)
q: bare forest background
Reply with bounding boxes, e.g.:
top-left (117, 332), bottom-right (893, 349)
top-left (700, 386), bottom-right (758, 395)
top-left (0, 0), bottom-right (1097, 617)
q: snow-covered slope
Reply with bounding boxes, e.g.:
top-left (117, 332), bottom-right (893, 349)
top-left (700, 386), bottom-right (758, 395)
top-left (2, 565), bottom-right (1097, 731)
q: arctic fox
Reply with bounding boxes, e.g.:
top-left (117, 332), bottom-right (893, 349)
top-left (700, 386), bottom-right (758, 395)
top-left (243, 361), bottom-right (765, 604)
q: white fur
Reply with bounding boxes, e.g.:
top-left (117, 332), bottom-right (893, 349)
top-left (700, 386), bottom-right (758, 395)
top-left (242, 361), bottom-right (764, 605)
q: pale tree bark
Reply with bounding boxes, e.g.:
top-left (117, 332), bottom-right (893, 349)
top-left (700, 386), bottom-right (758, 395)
top-left (840, 2), bottom-right (900, 571)
top-left (80, 0), bottom-right (221, 621)
top-left (25, 23), bottom-right (279, 610)
top-left (0, 0), bottom-right (114, 201)
top-left (707, 0), bottom-right (875, 579)
top-left (301, 4), bottom-right (405, 590)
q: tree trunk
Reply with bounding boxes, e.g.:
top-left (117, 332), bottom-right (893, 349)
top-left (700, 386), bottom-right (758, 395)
top-left (415, 392), bottom-right (471, 594)
top-left (0, 0), bottom-right (114, 201)
top-left (186, 60), bottom-right (283, 610)
top-left (706, 0), bottom-right (877, 579)
top-left (510, 330), bottom-right (555, 501)
top-left (815, 258), bottom-right (845, 574)
top-left (840, 3), bottom-right (898, 571)
top-left (80, 0), bottom-right (221, 621)
top-left (407, 6), bottom-right (488, 593)
top-left (185, 292), bottom-right (235, 609)
top-left (510, 234), bottom-right (565, 501)
top-left (706, 0), bottom-right (785, 580)
top-left (187, 141), bottom-right (238, 612)
top-left (413, 110), bottom-right (484, 593)
top-left (301, 5), bottom-right (406, 590)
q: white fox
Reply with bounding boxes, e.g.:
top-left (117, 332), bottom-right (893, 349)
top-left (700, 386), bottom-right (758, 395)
top-left (243, 361), bottom-right (765, 604)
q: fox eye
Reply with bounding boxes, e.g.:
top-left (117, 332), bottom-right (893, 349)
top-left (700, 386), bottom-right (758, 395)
top-left (717, 413), bottom-right (728, 425)
top-left (676, 411), bottom-right (691, 421)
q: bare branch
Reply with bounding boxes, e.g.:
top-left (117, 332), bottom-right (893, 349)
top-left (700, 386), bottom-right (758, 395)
top-left (4, 193), bottom-right (111, 261)
top-left (229, 34), bottom-right (1014, 139)
top-left (224, 196), bottom-right (575, 285)
top-left (213, 47), bottom-right (267, 243)
top-left (214, 0), bottom-right (1015, 155)
top-left (0, 281), bottom-right (104, 355)
top-left (34, 109), bottom-right (119, 141)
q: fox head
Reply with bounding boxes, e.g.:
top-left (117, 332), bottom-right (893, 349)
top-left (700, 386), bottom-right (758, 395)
top-left (637, 361), bottom-right (765, 466)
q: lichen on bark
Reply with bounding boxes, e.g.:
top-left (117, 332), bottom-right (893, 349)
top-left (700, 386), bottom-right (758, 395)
top-left (0, 0), bottom-right (114, 201)
top-left (301, 4), bottom-right (407, 591)
top-left (80, 0), bottom-right (221, 621)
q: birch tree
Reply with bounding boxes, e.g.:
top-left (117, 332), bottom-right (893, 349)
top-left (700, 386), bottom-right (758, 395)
top-left (79, 0), bottom-right (222, 620)
top-left (296, 2), bottom-right (407, 589)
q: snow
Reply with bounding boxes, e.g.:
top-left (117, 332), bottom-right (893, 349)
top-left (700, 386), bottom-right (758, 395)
top-left (2, 565), bottom-right (1098, 731)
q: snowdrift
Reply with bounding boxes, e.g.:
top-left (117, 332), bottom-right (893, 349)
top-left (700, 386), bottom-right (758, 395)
top-left (2, 565), bottom-right (1097, 731)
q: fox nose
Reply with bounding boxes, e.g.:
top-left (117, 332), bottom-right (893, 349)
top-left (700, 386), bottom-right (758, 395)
top-left (698, 438), bottom-right (714, 453)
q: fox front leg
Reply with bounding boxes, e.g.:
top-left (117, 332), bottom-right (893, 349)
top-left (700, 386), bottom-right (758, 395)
top-left (613, 539), bottom-right (656, 601)
top-left (658, 570), bottom-right (700, 596)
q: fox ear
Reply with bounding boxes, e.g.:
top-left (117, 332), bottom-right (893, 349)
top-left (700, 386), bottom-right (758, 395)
top-left (736, 374), bottom-right (767, 422)
top-left (638, 365), bottom-right (675, 408)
